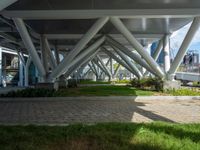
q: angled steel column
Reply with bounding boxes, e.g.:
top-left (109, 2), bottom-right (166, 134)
top-left (106, 36), bottom-right (156, 76)
top-left (43, 36), bottom-right (57, 69)
top-left (113, 64), bottom-right (120, 78)
top-left (100, 58), bottom-right (110, 77)
top-left (113, 47), bottom-right (143, 79)
top-left (144, 39), bottom-right (163, 76)
top-left (110, 58), bottom-right (114, 77)
top-left (91, 61), bottom-right (99, 77)
top-left (102, 48), bottom-right (135, 76)
top-left (50, 17), bottom-right (109, 79)
top-left (82, 67), bottom-right (91, 78)
top-left (92, 59), bottom-right (108, 77)
top-left (88, 63), bottom-right (98, 77)
top-left (40, 35), bottom-right (49, 73)
top-left (110, 17), bottom-right (165, 79)
top-left (25, 57), bottom-right (32, 87)
top-left (0, 47), bottom-right (2, 86)
top-left (0, 0), bottom-right (18, 11)
top-left (65, 50), bottom-right (99, 78)
top-left (163, 34), bottom-right (171, 73)
top-left (19, 57), bottom-right (24, 86)
top-left (54, 48), bottom-right (60, 64)
top-left (153, 39), bottom-right (163, 61)
top-left (60, 36), bottom-right (105, 78)
top-left (168, 17), bottom-right (200, 80)
top-left (96, 55), bottom-right (112, 78)
top-left (13, 18), bottom-right (46, 77)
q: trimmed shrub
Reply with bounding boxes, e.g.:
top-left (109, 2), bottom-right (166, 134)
top-left (0, 88), bottom-right (55, 97)
top-left (130, 78), bottom-right (163, 91)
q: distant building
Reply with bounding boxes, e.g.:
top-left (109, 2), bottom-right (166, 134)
top-left (150, 42), bottom-right (164, 64)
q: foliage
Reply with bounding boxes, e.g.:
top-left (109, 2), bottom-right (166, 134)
top-left (0, 88), bottom-right (55, 97)
top-left (130, 78), bottom-right (163, 92)
top-left (166, 88), bottom-right (200, 96)
top-left (0, 122), bottom-right (199, 150)
top-left (114, 79), bottom-right (130, 84)
top-left (80, 79), bottom-right (111, 85)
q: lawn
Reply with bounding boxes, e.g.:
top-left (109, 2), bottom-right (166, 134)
top-left (79, 80), bottom-right (111, 85)
top-left (0, 122), bottom-right (199, 150)
top-left (0, 85), bottom-right (157, 97)
top-left (55, 86), bottom-right (156, 96)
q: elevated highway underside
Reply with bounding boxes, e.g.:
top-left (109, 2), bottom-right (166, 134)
top-left (0, 0), bottom-right (200, 87)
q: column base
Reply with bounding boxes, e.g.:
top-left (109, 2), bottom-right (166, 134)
top-left (54, 75), bottom-right (67, 90)
top-left (163, 80), bottom-right (181, 90)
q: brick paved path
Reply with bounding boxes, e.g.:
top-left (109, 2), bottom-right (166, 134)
top-left (0, 97), bottom-right (199, 124)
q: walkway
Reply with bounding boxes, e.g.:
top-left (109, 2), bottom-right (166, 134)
top-left (0, 96), bottom-right (199, 125)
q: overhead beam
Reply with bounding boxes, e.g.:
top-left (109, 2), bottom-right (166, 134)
top-left (49, 17), bottom-right (108, 80)
top-left (0, 0), bottom-right (18, 11)
top-left (2, 9), bottom-right (200, 19)
top-left (45, 34), bottom-right (163, 40)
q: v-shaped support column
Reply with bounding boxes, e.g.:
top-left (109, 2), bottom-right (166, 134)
top-left (110, 17), bottom-right (165, 79)
top-left (49, 17), bottom-right (109, 80)
top-left (64, 36), bottom-right (105, 78)
top-left (168, 17), bottom-right (200, 80)
top-left (106, 36), bottom-right (156, 76)
top-left (102, 47), bottom-right (141, 79)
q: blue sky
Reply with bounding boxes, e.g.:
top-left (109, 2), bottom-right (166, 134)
top-left (170, 22), bottom-right (200, 58)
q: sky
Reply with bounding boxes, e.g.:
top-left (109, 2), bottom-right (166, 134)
top-left (170, 22), bottom-right (200, 58)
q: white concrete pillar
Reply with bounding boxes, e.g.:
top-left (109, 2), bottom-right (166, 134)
top-left (43, 36), bottom-right (57, 69)
top-left (168, 17), bottom-right (200, 80)
top-left (25, 57), bottom-right (32, 87)
top-left (19, 57), bottom-right (24, 86)
top-left (40, 36), bottom-right (49, 73)
top-left (153, 39), bottom-right (163, 61)
top-left (114, 64), bottom-right (120, 78)
top-left (110, 58), bottom-right (114, 77)
top-left (163, 35), bottom-right (171, 73)
top-left (0, 47), bottom-right (2, 86)
top-left (13, 18), bottom-right (46, 78)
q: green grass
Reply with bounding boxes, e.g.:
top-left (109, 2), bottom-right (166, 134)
top-left (54, 86), bottom-right (156, 96)
top-left (0, 122), bottom-right (199, 150)
top-left (114, 79), bottom-right (130, 84)
top-left (166, 88), bottom-right (200, 96)
top-left (0, 86), bottom-right (157, 97)
top-left (79, 80), bottom-right (111, 85)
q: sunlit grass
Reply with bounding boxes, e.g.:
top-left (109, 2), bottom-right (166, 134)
top-left (0, 122), bottom-right (199, 150)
